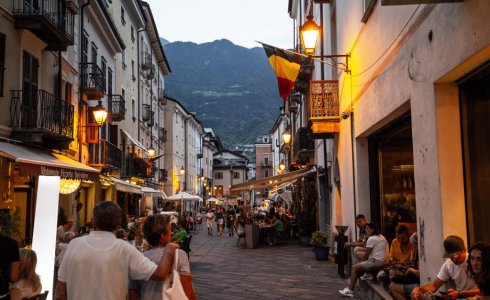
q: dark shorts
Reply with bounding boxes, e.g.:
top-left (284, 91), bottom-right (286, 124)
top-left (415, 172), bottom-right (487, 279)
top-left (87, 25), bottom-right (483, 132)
top-left (403, 283), bottom-right (419, 298)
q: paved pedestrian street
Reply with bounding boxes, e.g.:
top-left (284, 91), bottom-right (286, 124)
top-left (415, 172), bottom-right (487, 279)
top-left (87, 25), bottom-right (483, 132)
top-left (187, 227), bottom-right (368, 299)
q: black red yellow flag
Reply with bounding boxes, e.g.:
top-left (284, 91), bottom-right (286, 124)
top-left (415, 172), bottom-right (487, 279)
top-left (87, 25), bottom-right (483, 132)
top-left (263, 44), bottom-right (301, 100)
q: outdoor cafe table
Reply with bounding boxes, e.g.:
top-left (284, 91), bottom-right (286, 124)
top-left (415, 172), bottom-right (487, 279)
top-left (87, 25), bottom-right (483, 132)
top-left (258, 223), bottom-right (274, 244)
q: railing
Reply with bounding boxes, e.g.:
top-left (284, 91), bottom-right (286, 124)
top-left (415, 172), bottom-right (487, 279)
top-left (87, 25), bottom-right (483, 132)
top-left (158, 127), bottom-right (167, 142)
top-left (147, 111), bottom-right (154, 127)
top-left (141, 52), bottom-right (151, 70)
top-left (125, 153), bottom-right (149, 178)
top-left (146, 65), bottom-right (155, 80)
top-left (10, 89), bottom-right (74, 138)
top-left (13, 0), bottom-right (75, 43)
top-left (141, 104), bottom-right (151, 122)
top-left (80, 62), bottom-right (105, 93)
top-left (262, 160), bottom-right (271, 167)
top-left (89, 140), bottom-right (122, 169)
top-left (108, 94), bottom-right (125, 121)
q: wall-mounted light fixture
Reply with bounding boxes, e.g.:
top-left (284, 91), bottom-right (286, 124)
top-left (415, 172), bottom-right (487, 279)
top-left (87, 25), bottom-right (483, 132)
top-left (92, 100), bottom-right (108, 126)
top-left (282, 128), bottom-right (292, 145)
top-left (300, 15), bottom-right (350, 74)
top-left (147, 146), bottom-right (156, 158)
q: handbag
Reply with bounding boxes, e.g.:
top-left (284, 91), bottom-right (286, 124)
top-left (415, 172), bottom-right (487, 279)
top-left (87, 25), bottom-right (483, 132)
top-left (162, 250), bottom-right (189, 300)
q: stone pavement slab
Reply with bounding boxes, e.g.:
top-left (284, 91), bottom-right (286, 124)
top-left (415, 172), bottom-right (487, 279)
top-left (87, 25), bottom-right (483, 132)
top-left (187, 227), bottom-right (369, 299)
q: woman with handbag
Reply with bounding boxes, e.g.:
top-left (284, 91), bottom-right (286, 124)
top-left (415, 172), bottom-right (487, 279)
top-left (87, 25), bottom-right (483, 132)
top-left (128, 214), bottom-right (197, 300)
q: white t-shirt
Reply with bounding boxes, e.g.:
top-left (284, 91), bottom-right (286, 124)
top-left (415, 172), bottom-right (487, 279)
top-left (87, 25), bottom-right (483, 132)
top-left (206, 212), bottom-right (214, 223)
top-left (366, 234), bottom-right (389, 262)
top-left (58, 231), bottom-right (157, 300)
top-left (437, 255), bottom-right (477, 291)
top-left (128, 247), bottom-right (190, 299)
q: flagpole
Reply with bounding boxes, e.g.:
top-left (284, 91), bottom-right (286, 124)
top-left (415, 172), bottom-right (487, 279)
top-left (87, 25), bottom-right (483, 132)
top-left (256, 40), bottom-right (344, 71)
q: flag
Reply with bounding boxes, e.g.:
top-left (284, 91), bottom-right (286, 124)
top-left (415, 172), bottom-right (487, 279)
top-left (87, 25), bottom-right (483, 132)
top-left (263, 44), bottom-right (301, 100)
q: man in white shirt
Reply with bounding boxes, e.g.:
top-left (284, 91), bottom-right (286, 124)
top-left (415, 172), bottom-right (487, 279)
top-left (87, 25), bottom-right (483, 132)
top-left (55, 201), bottom-right (178, 300)
top-left (411, 235), bottom-right (479, 299)
top-left (339, 222), bottom-right (389, 298)
top-left (56, 219), bottom-right (73, 243)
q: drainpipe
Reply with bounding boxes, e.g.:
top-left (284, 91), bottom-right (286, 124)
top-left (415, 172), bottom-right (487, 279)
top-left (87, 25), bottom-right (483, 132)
top-left (136, 26), bottom-right (146, 141)
top-left (78, 0), bottom-right (91, 162)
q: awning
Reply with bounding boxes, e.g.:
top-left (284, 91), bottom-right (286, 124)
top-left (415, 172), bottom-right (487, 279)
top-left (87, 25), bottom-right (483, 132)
top-left (121, 129), bottom-right (147, 152)
top-left (142, 186), bottom-right (161, 196)
top-left (0, 141), bottom-right (99, 181)
top-left (230, 166), bottom-right (316, 193)
top-left (112, 178), bottom-right (142, 194)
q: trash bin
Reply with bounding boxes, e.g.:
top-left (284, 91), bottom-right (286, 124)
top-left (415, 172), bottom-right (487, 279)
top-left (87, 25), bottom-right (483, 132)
top-left (334, 225), bottom-right (349, 278)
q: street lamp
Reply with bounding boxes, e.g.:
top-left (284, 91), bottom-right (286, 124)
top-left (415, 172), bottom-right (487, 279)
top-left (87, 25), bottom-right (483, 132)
top-left (179, 166), bottom-right (186, 191)
top-left (279, 160), bottom-right (286, 172)
top-left (299, 14), bottom-right (350, 74)
top-left (282, 129), bottom-right (291, 145)
top-left (92, 100), bottom-right (108, 127)
top-left (147, 146), bottom-right (156, 158)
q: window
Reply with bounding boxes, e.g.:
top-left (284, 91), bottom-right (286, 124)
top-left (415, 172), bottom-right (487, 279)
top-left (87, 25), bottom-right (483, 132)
top-left (215, 172), bottom-right (223, 179)
top-left (0, 33), bottom-right (5, 97)
top-left (91, 42), bottom-right (97, 64)
top-left (101, 56), bottom-right (106, 93)
top-left (264, 169), bottom-right (269, 177)
top-left (233, 172), bottom-right (240, 179)
top-left (81, 31), bottom-right (89, 63)
top-left (131, 60), bottom-right (135, 81)
top-left (131, 26), bottom-right (135, 43)
top-left (120, 6), bottom-right (126, 26)
top-left (65, 82), bottom-right (72, 105)
top-left (132, 98), bottom-right (135, 121)
top-left (121, 88), bottom-right (125, 102)
top-left (122, 49), bottom-right (126, 70)
top-left (107, 68), bottom-right (113, 95)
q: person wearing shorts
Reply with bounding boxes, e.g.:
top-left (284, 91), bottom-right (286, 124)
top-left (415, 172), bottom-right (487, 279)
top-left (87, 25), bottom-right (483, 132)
top-left (339, 222), bottom-right (389, 298)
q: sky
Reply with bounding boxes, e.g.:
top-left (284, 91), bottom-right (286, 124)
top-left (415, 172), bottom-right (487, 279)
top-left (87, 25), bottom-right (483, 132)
top-left (143, 0), bottom-right (294, 49)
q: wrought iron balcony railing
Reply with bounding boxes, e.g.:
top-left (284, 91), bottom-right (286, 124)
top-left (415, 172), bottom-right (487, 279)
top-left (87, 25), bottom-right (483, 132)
top-left (147, 111), bottom-right (154, 127)
top-left (88, 140), bottom-right (122, 169)
top-left (141, 52), bottom-right (151, 70)
top-left (141, 104), bottom-right (151, 122)
top-left (158, 88), bottom-right (167, 105)
top-left (13, 0), bottom-right (75, 51)
top-left (10, 89), bottom-right (74, 147)
top-left (108, 94), bottom-right (125, 121)
top-left (124, 153), bottom-right (149, 178)
top-left (80, 62), bottom-right (105, 99)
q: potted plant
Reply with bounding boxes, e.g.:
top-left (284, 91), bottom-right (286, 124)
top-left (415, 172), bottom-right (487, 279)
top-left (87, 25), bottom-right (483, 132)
top-left (310, 231), bottom-right (329, 261)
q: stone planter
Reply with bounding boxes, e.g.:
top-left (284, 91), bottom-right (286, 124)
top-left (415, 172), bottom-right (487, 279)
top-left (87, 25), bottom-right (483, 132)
top-left (245, 223), bottom-right (259, 249)
top-left (313, 246), bottom-right (330, 261)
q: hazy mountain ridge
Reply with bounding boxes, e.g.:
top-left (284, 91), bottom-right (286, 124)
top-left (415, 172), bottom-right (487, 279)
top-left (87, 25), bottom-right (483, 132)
top-left (161, 38), bottom-right (282, 147)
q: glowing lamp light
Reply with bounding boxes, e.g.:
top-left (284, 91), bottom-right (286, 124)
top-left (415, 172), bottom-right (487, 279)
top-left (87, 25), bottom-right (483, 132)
top-left (279, 161), bottom-right (286, 172)
top-left (147, 146), bottom-right (156, 158)
top-left (282, 131), bottom-right (292, 144)
top-left (180, 166), bottom-right (185, 176)
top-left (92, 100), bottom-right (108, 126)
top-left (300, 15), bottom-right (321, 56)
top-left (59, 179), bottom-right (81, 195)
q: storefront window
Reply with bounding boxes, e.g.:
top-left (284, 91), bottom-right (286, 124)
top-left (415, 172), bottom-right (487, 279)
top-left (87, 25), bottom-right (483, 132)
top-left (369, 115), bottom-right (416, 244)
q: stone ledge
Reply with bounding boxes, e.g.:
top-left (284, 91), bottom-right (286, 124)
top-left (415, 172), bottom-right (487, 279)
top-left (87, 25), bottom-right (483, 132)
top-left (359, 279), bottom-right (393, 300)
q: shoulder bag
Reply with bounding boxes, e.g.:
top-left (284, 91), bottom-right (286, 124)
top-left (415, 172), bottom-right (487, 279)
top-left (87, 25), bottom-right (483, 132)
top-left (162, 250), bottom-right (189, 300)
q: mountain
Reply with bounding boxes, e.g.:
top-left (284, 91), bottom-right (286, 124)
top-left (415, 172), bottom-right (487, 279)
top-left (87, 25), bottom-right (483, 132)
top-left (159, 37), bottom-right (170, 46)
top-left (161, 39), bottom-right (282, 147)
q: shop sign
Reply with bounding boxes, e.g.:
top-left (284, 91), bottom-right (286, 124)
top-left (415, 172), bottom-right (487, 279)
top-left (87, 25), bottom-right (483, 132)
top-left (18, 163), bottom-right (98, 181)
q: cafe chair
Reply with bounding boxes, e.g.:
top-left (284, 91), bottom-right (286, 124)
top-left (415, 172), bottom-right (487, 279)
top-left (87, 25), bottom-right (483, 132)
top-left (23, 291), bottom-right (49, 300)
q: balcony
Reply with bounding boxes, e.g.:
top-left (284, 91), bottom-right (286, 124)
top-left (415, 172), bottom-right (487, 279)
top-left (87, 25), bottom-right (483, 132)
top-left (141, 104), bottom-right (151, 122)
top-left (147, 111), bottom-right (155, 127)
top-left (146, 65), bottom-right (155, 80)
top-left (158, 88), bottom-right (166, 105)
top-left (108, 94), bottom-right (125, 121)
top-left (141, 52), bottom-right (151, 70)
top-left (308, 80), bottom-right (340, 139)
top-left (124, 153), bottom-right (149, 178)
top-left (158, 127), bottom-right (167, 143)
top-left (80, 63), bottom-right (105, 100)
top-left (262, 160), bottom-right (271, 168)
top-left (88, 140), bottom-right (122, 170)
top-left (292, 127), bottom-right (314, 166)
top-left (10, 90), bottom-right (74, 149)
top-left (13, 0), bottom-right (75, 51)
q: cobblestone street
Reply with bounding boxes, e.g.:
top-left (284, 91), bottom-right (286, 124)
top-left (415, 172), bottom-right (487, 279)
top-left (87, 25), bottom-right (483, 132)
top-left (187, 226), bottom-right (368, 300)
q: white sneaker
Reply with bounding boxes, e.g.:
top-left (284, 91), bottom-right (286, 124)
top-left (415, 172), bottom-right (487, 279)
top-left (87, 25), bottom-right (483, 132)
top-left (360, 273), bottom-right (373, 281)
top-left (339, 287), bottom-right (354, 298)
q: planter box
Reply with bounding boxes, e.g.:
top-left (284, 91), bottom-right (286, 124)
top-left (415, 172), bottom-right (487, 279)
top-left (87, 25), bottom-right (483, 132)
top-left (245, 223), bottom-right (259, 249)
top-left (313, 246), bottom-right (330, 261)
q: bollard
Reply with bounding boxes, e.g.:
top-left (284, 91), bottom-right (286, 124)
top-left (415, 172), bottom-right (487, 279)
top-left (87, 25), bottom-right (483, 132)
top-left (334, 225), bottom-right (349, 278)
